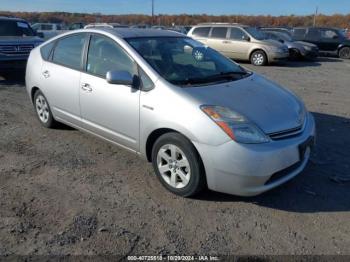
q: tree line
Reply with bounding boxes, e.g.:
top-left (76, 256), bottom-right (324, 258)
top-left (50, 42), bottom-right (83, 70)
top-left (1, 11), bottom-right (350, 28)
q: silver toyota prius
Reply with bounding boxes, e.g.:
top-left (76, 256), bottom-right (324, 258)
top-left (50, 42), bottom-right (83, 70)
top-left (25, 28), bottom-right (316, 197)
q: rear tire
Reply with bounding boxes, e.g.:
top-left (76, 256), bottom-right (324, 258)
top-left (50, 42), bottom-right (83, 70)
top-left (250, 50), bottom-right (267, 66)
top-left (33, 90), bottom-right (57, 128)
top-left (151, 132), bottom-right (206, 197)
top-left (338, 47), bottom-right (350, 59)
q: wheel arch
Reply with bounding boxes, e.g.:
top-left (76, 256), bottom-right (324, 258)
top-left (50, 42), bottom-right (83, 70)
top-left (30, 86), bottom-right (40, 104)
top-left (249, 48), bottom-right (268, 63)
top-left (337, 44), bottom-right (350, 51)
top-left (145, 128), bottom-right (203, 165)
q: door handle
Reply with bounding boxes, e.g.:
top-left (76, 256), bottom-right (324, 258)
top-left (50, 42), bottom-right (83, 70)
top-left (42, 70), bottom-right (50, 78)
top-left (222, 40), bottom-right (232, 44)
top-left (81, 83), bottom-right (92, 92)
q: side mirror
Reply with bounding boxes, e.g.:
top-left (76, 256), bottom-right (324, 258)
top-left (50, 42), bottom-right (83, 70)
top-left (242, 35), bottom-right (250, 42)
top-left (106, 70), bottom-right (140, 88)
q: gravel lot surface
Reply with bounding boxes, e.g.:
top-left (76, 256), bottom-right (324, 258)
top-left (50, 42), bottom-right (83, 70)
top-left (0, 58), bottom-right (349, 257)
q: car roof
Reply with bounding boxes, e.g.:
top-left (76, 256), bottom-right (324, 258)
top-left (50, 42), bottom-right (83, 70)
top-left (293, 27), bottom-right (341, 30)
top-left (0, 16), bottom-right (27, 22)
top-left (193, 23), bottom-right (248, 28)
top-left (89, 28), bottom-right (186, 38)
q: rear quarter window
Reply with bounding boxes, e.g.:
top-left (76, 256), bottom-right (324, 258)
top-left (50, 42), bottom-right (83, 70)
top-left (40, 41), bottom-right (55, 61)
top-left (192, 27), bottom-right (210, 37)
top-left (52, 34), bottom-right (86, 70)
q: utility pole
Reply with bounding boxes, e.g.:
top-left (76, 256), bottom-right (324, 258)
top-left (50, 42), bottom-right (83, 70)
top-left (313, 6), bottom-right (318, 27)
top-left (151, 0), bottom-right (155, 25)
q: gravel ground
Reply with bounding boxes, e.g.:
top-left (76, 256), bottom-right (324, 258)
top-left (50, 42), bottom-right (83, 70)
top-left (0, 57), bottom-right (349, 257)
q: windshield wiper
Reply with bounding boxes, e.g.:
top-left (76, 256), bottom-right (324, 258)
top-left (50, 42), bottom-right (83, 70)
top-left (174, 71), bottom-right (249, 86)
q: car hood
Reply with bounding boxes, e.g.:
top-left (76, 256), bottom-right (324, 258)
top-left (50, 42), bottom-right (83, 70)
top-left (184, 73), bottom-right (304, 134)
top-left (260, 39), bottom-right (285, 48)
top-left (295, 41), bottom-right (318, 48)
top-left (284, 40), bottom-right (304, 49)
top-left (0, 36), bottom-right (43, 45)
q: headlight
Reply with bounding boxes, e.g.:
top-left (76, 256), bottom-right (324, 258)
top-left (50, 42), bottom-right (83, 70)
top-left (201, 105), bottom-right (270, 144)
top-left (304, 46), bottom-right (312, 51)
top-left (268, 46), bottom-right (285, 53)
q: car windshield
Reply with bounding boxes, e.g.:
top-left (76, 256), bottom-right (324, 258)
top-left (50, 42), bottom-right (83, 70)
top-left (244, 27), bottom-right (267, 40)
top-left (0, 20), bottom-right (35, 36)
top-left (275, 32), bottom-right (292, 42)
top-left (126, 37), bottom-right (249, 86)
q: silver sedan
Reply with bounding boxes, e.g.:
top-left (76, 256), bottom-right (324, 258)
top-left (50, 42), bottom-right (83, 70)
top-left (25, 28), bottom-right (316, 197)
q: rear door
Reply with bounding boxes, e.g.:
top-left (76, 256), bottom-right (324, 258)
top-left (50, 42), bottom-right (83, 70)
top-left (304, 28), bottom-right (322, 48)
top-left (41, 33), bottom-right (87, 126)
top-left (79, 34), bottom-right (140, 151)
top-left (206, 27), bottom-right (230, 57)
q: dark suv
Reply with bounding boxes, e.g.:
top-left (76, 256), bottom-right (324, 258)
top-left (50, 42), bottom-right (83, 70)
top-left (0, 16), bottom-right (43, 78)
top-left (291, 27), bottom-right (350, 59)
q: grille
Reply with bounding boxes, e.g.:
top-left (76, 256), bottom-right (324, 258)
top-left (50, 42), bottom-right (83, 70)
top-left (269, 125), bottom-right (303, 140)
top-left (0, 44), bottom-right (34, 55)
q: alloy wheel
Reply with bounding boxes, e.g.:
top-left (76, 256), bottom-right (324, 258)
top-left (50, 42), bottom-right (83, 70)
top-left (156, 144), bottom-right (191, 189)
top-left (35, 95), bottom-right (50, 123)
top-left (252, 53), bottom-right (265, 65)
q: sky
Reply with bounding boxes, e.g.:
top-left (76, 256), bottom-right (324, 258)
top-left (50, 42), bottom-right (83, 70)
top-left (1, 0), bottom-right (349, 16)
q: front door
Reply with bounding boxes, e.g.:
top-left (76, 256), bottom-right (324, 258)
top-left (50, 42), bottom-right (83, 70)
top-left (79, 34), bottom-right (140, 151)
top-left (225, 27), bottom-right (251, 60)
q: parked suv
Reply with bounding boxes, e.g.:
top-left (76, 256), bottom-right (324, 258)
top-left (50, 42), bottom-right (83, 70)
top-left (0, 17), bottom-right (43, 78)
top-left (187, 23), bottom-right (289, 66)
top-left (291, 27), bottom-right (350, 59)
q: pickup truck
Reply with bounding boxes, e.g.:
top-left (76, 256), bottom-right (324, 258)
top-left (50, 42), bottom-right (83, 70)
top-left (0, 16), bottom-right (43, 79)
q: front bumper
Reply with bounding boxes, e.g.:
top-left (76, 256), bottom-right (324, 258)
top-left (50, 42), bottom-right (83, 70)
top-left (0, 54), bottom-right (29, 70)
top-left (268, 51), bottom-right (290, 62)
top-left (303, 49), bottom-right (319, 58)
top-left (194, 113), bottom-right (316, 196)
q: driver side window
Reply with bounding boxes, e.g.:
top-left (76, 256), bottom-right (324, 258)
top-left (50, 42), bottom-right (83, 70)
top-left (86, 35), bottom-right (137, 78)
top-left (229, 28), bottom-right (247, 40)
top-left (321, 30), bottom-right (338, 39)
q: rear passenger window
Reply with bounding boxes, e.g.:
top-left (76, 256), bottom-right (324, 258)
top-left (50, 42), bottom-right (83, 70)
top-left (86, 35), bottom-right (137, 78)
top-left (52, 34), bottom-right (85, 70)
top-left (229, 28), bottom-right (246, 40)
top-left (211, 27), bottom-right (228, 39)
top-left (40, 41), bottom-right (55, 60)
top-left (192, 27), bottom-right (210, 37)
top-left (307, 29), bottom-right (321, 40)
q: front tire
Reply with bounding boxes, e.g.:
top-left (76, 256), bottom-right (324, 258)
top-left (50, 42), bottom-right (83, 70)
top-left (151, 132), bottom-right (206, 197)
top-left (289, 48), bottom-right (301, 60)
top-left (339, 47), bottom-right (350, 59)
top-left (250, 50), bottom-right (267, 66)
top-left (33, 90), bottom-right (57, 128)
